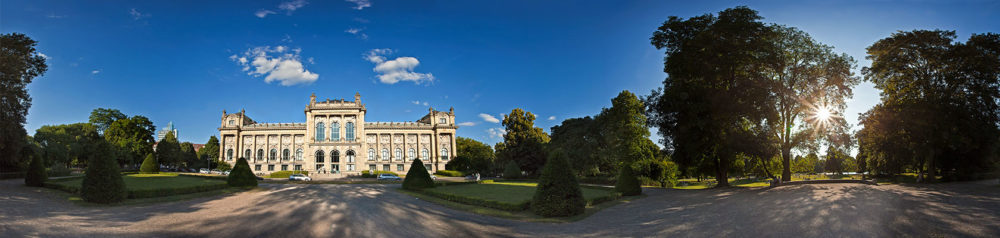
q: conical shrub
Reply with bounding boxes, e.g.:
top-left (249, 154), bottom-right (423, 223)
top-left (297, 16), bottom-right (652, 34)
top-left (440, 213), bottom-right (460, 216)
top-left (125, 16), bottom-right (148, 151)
top-left (503, 160), bottom-right (521, 179)
top-left (615, 163), bottom-right (642, 196)
top-left (227, 157), bottom-right (257, 187)
top-left (403, 158), bottom-right (434, 190)
top-left (531, 150), bottom-right (585, 217)
top-left (139, 153), bottom-right (158, 174)
top-left (25, 154), bottom-right (47, 187)
top-left (81, 144), bottom-right (127, 204)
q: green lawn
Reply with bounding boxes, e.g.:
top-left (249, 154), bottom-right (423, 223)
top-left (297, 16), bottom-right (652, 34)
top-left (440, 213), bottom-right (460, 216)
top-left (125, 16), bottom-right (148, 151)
top-left (45, 173), bottom-right (228, 199)
top-left (424, 181), bottom-right (615, 204)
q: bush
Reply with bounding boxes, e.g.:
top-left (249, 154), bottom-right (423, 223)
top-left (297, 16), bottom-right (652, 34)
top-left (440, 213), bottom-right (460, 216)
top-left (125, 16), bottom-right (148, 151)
top-left (615, 164), bottom-right (641, 196)
top-left (361, 170), bottom-right (399, 178)
top-left (213, 159), bottom-right (232, 171)
top-left (227, 157), bottom-right (257, 187)
top-left (434, 170), bottom-right (464, 177)
top-left (139, 153), bottom-right (158, 174)
top-left (634, 159), bottom-right (680, 188)
top-left (268, 170), bottom-right (310, 178)
top-left (503, 160), bottom-right (521, 179)
top-left (531, 150), bottom-right (586, 217)
top-left (420, 189), bottom-right (530, 211)
top-left (402, 158), bottom-right (434, 190)
top-left (25, 154), bottom-right (46, 187)
top-left (81, 146), bottom-right (127, 204)
top-left (48, 164), bottom-right (72, 177)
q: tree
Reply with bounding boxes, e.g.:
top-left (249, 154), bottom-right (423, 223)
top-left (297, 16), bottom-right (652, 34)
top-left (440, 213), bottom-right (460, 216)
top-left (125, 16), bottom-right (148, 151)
top-left (549, 116), bottom-right (607, 176)
top-left (179, 142), bottom-right (199, 168)
top-left (24, 152), bottom-right (46, 187)
top-left (156, 131), bottom-right (181, 167)
top-left (766, 26), bottom-right (860, 182)
top-left (403, 158), bottom-right (434, 190)
top-left (615, 164), bottom-right (641, 196)
top-left (646, 6), bottom-right (778, 187)
top-left (503, 160), bottom-right (522, 179)
top-left (199, 136), bottom-right (220, 169)
top-left (1, 33), bottom-right (47, 172)
top-left (531, 150), bottom-right (586, 217)
top-left (104, 115), bottom-right (155, 168)
top-left (447, 137), bottom-right (495, 174)
top-left (227, 157), bottom-right (257, 187)
top-left (89, 108), bottom-right (127, 134)
top-left (859, 30), bottom-right (1000, 181)
top-left (80, 134), bottom-right (126, 204)
top-left (139, 153), bottom-right (158, 174)
top-left (495, 109), bottom-right (550, 176)
top-left (34, 123), bottom-right (101, 167)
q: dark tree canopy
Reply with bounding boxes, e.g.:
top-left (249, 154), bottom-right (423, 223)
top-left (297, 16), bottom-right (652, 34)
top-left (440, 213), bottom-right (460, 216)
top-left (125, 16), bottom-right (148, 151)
top-left (1, 33), bottom-right (47, 172)
top-left (156, 131), bottom-right (181, 167)
top-left (495, 108), bottom-right (550, 176)
top-left (33, 123), bottom-right (101, 167)
top-left (446, 137), bottom-right (495, 174)
top-left (89, 108), bottom-right (127, 134)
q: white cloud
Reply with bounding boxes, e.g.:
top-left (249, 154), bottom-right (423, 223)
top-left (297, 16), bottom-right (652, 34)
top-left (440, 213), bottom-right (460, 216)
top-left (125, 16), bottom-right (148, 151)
top-left (279, 0), bottom-right (308, 13)
top-left (547, 116), bottom-right (556, 121)
top-left (487, 128), bottom-right (506, 139)
top-left (458, 122), bottom-right (476, 127)
top-left (345, 0), bottom-right (371, 10)
top-left (255, 9), bottom-right (276, 18)
top-left (479, 113), bottom-right (500, 123)
top-left (345, 28), bottom-right (368, 39)
top-left (45, 13), bottom-right (66, 19)
top-left (364, 49), bottom-right (434, 85)
top-left (91, 70), bottom-right (100, 75)
top-left (38, 53), bottom-right (49, 60)
top-left (232, 45), bottom-right (319, 86)
top-left (128, 8), bottom-right (150, 20)
top-left (411, 100), bottom-right (429, 106)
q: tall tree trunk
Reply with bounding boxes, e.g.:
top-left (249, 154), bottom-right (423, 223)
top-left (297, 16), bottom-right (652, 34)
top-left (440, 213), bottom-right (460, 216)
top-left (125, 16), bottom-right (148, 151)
top-left (781, 147), bottom-right (791, 182)
top-left (926, 149), bottom-right (936, 183)
top-left (715, 156), bottom-right (730, 187)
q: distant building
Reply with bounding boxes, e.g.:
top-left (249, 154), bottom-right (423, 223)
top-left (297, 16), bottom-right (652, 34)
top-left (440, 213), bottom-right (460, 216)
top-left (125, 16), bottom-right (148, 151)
top-left (156, 121), bottom-right (179, 142)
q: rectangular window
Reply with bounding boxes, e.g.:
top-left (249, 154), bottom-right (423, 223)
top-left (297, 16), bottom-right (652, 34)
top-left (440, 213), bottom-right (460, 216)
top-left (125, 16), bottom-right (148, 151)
top-left (294, 165), bottom-right (302, 171)
top-left (348, 164), bottom-right (355, 171)
top-left (316, 164), bottom-right (324, 171)
top-left (281, 165), bottom-right (288, 171)
top-left (369, 164), bottom-right (376, 171)
top-left (255, 165), bottom-right (262, 171)
top-left (331, 164), bottom-right (340, 173)
top-left (332, 122), bottom-right (340, 141)
top-left (346, 122), bottom-right (355, 141)
top-left (268, 165), bottom-right (274, 171)
top-left (397, 164), bottom-right (404, 171)
top-left (383, 164), bottom-right (390, 171)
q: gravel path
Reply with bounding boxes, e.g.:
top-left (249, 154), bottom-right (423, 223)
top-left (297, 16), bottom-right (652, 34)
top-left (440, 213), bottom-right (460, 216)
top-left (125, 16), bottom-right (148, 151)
top-left (1, 179), bottom-right (998, 237)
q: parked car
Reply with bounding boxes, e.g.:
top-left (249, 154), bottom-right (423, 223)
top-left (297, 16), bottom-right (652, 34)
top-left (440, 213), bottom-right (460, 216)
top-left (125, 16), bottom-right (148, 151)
top-left (430, 175), bottom-right (437, 180)
top-left (222, 170), bottom-right (231, 175)
top-left (289, 174), bottom-right (312, 181)
top-left (377, 174), bottom-right (402, 181)
top-left (199, 168), bottom-right (210, 174)
top-left (211, 169), bottom-right (222, 174)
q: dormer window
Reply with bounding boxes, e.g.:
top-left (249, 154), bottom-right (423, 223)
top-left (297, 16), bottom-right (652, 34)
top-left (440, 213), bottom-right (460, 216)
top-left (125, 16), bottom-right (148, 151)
top-left (439, 118), bottom-right (446, 124)
top-left (228, 120), bottom-right (234, 125)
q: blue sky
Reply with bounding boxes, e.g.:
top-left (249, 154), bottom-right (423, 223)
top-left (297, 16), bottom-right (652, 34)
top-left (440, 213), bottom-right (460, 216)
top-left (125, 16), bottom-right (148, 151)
top-left (4, 0), bottom-right (999, 146)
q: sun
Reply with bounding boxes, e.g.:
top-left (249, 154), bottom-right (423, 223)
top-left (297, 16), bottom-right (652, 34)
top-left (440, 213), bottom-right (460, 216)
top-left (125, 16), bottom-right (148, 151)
top-left (805, 103), bottom-right (839, 131)
top-left (815, 106), bottom-right (831, 122)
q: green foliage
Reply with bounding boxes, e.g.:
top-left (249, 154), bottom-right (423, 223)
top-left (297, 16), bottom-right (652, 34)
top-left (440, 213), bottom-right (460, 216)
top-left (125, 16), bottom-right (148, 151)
top-left (403, 158), bottom-right (435, 190)
top-left (156, 131), bottom-right (181, 167)
top-left (495, 108), bottom-right (550, 176)
top-left (226, 157), bottom-right (257, 187)
top-left (199, 136), bottom-right (220, 162)
top-left (88, 108), bottom-right (127, 134)
top-left (80, 138), bottom-right (126, 204)
top-left (549, 116), bottom-right (607, 176)
top-left (615, 164), bottom-right (641, 196)
top-left (140, 153), bottom-right (158, 174)
top-left (103, 114), bottom-right (155, 167)
top-left (446, 137), bottom-right (496, 174)
top-left (531, 150), bottom-right (586, 217)
top-left (48, 164), bottom-right (71, 177)
top-left (213, 160), bottom-right (232, 171)
top-left (268, 170), bottom-right (309, 178)
top-left (634, 158), bottom-right (679, 188)
top-left (434, 170), bottom-right (464, 177)
top-left (1, 33), bottom-right (47, 172)
top-left (33, 123), bottom-right (100, 168)
top-left (503, 160), bottom-right (522, 179)
top-left (179, 142), bottom-right (199, 168)
top-left (25, 153), bottom-right (46, 187)
top-left (360, 170), bottom-right (399, 178)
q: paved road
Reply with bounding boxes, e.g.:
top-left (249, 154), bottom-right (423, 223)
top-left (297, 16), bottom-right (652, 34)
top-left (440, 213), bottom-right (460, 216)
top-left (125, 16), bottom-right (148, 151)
top-left (1, 179), bottom-right (998, 237)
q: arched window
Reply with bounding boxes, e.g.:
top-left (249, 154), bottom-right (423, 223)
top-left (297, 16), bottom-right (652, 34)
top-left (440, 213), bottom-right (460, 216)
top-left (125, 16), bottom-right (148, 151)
top-left (256, 149), bottom-right (264, 161)
top-left (347, 150), bottom-right (356, 163)
top-left (282, 149), bottom-right (290, 161)
top-left (421, 149), bottom-right (429, 160)
top-left (315, 122), bottom-right (325, 141)
top-left (315, 150), bottom-right (325, 163)
top-left (381, 149), bottom-right (389, 161)
top-left (345, 122), bottom-right (355, 141)
top-left (441, 149), bottom-right (449, 161)
top-left (269, 149), bottom-right (277, 160)
top-left (295, 148), bottom-right (303, 161)
top-left (394, 148), bottom-right (402, 161)
top-left (368, 149), bottom-right (376, 161)
top-left (331, 122), bottom-right (340, 141)
top-left (331, 150), bottom-right (340, 163)
top-left (227, 149), bottom-right (233, 161)
top-left (408, 148), bottom-right (415, 161)
top-left (244, 149), bottom-right (251, 160)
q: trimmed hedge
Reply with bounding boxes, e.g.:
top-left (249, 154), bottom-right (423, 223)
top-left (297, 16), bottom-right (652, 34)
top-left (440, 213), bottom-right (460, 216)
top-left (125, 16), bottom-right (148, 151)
top-left (615, 164), bottom-right (641, 196)
top-left (139, 154), bottom-right (158, 174)
top-left (48, 164), bottom-right (72, 177)
top-left (420, 188), bottom-right (530, 211)
top-left (402, 158), bottom-right (435, 190)
top-left (361, 170), bottom-right (398, 178)
top-left (227, 157), bottom-right (257, 187)
top-left (128, 183), bottom-right (229, 199)
top-left (25, 154), bottom-right (47, 187)
top-left (434, 170), bottom-right (464, 177)
top-left (531, 150), bottom-right (585, 217)
top-left (268, 170), bottom-right (310, 178)
top-left (81, 149), bottom-right (127, 204)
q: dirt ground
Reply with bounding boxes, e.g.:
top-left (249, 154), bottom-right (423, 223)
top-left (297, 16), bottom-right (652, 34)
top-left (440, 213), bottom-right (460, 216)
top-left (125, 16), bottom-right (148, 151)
top-left (1, 179), bottom-right (998, 237)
